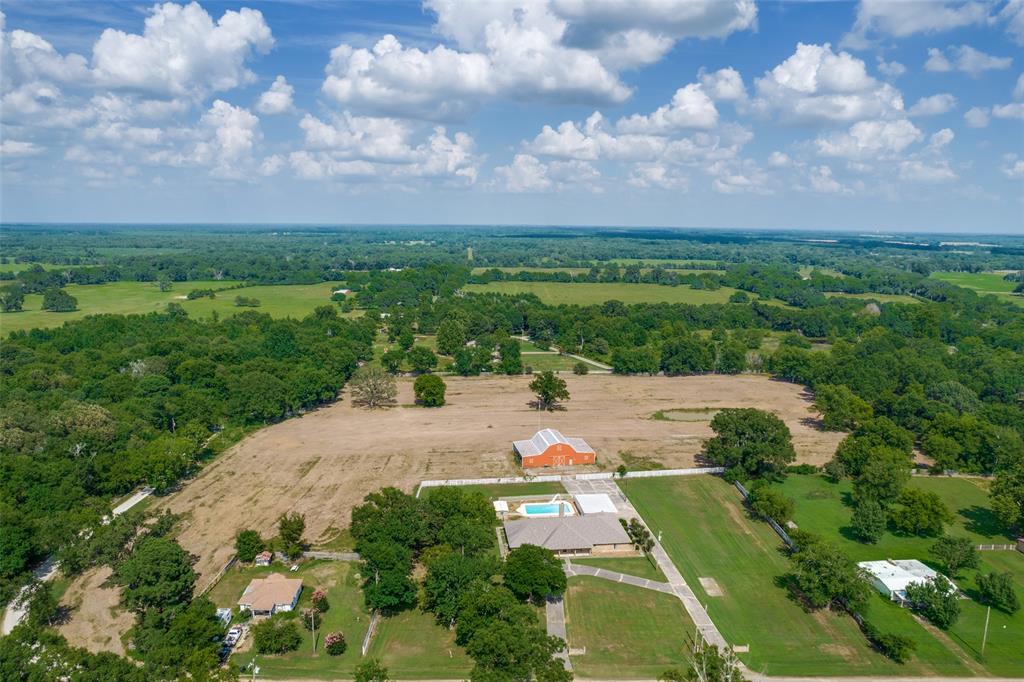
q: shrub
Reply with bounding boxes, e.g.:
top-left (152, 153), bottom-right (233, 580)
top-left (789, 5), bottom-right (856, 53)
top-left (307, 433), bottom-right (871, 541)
top-left (572, 362), bottom-right (589, 375)
top-left (413, 374), bottom-right (446, 407)
top-left (977, 572), bottom-right (1020, 614)
top-left (873, 631), bottom-right (916, 663)
top-left (747, 486), bottom-right (795, 523)
top-left (311, 588), bottom-right (330, 613)
top-left (235, 529), bottom-right (264, 563)
top-left (252, 615), bottom-right (302, 654)
top-left (325, 631), bottom-right (347, 655)
top-left (787, 464), bottom-right (819, 475)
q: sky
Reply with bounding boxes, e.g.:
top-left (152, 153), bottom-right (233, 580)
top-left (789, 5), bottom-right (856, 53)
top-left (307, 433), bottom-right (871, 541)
top-left (0, 0), bottom-right (1022, 232)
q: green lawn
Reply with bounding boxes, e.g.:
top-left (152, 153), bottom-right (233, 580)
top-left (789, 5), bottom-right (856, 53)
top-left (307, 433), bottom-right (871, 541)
top-left (773, 474), bottom-right (1023, 675)
top-left (619, 475), bottom-right (975, 676)
top-left (0, 280), bottom-right (358, 334)
top-left (572, 556), bottom-right (666, 582)
top-left (930, 271), bottom-right (1024, 306)
top-left (824, 292), bottom-right (921, 304)
top-left (217, 561), bottom-right (371, 678)
top-left (565, 576), bottom-right (692, 678)
top-left (366, 609), bottom-right (473, 679)
top-left (521, 353), bottom-right (585, 372)
top-left (462, 281), bottom-right (742, 305)
top-left (420, 481), bottom-right (566, 499)
top-left (0, 262), bottom-right (69, 273)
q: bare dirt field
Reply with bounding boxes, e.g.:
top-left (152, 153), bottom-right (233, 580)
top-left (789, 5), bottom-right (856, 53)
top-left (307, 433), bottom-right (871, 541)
top-left (57, 566), bottom-right (132, 656)
top-left (155, 373), bottom-right (842, 582)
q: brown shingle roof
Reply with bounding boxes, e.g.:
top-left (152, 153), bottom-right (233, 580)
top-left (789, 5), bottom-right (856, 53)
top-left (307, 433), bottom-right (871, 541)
top-left (238, 573), bottom-right (302, 612)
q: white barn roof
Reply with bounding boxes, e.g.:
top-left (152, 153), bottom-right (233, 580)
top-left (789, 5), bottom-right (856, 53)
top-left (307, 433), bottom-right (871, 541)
top-left (513, 429), bottom-right (594, 457)
top-left (859, 559), bottom-right (953, 598)
top-left (504, 514), bottom-right (628, 552)
top-left (574, 493), bottom-right (618, 515)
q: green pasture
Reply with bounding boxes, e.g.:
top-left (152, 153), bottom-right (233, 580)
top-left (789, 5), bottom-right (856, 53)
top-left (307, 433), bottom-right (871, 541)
top-left (773, 474), bottom-right (1023, 675)
top-left (462, 281), bottom-right (741, 305)
top-left (366, 609), bottom-right (473, 679)
top-left (824, 292), bottom-right (921, 304)
top-left (218, 561), bottom-right (371, 678)
top-left (420, 481), bottom-right (566, 499)
top-left (1, 280), bottom-right (356, 334)
top-left (619, 475), bottom-right (976, 676)
top-left (931, 271), bottom-right (1023, 306)
top-left (565, 576), bottom-right (692, 678)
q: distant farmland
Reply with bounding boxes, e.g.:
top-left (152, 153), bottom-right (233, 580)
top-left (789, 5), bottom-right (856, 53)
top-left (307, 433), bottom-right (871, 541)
top-left (462, 281), bottom-right (744, 305)
top-left (931, 271), bottom-right (1023, 306)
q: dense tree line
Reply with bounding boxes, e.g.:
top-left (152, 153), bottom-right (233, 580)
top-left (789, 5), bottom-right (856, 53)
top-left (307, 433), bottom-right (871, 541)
top-left (0, 306), bottom-right (374, 606)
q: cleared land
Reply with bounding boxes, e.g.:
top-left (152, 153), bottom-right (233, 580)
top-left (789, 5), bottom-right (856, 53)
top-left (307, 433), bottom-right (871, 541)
top-left (57, 566), bottom-right (133, 657)
top-left (462, 281), bottom-right (743, 305)
top-left (565, 576), bottom-right (693, 678)
top-left (773, 474), bottom-right (1023, 676)
top-left (620, 475), bottom-right (975, 677)
top-left (0, 280), bottom-right (355, 334)
top-left (150, 374), bottom-right (841, 582)
top-left (931, 271), bottom-right (1024, 307)
top-left (824, 292), bottom-right (920, 304)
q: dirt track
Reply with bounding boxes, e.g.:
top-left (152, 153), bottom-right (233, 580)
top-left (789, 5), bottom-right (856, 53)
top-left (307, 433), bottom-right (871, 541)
top-left (156, 374), bottom-right (842, 581)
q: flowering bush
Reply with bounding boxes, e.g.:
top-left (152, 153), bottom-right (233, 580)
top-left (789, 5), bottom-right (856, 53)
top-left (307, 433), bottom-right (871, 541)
top-left (311, 588), bottom-right (330, 612)
top-left (325, 631), bottom-right (346, 656)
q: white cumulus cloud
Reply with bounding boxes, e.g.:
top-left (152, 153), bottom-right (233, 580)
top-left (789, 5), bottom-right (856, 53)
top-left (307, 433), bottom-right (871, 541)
top-left (908, 93), bottom-right (957, 116)
top-left (925, 45), bottom-right (1013, 77)
top-left (815, 119), bottom-right (922, 159)
top-left (256, 76), bottom-right (294, 115)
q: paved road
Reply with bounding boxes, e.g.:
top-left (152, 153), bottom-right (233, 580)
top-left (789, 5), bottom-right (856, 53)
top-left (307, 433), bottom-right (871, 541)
top-left (1, 486), bottom-right (154, 635)
top-left (544, 597), bottom-right (572, 671)
top-left (562, 478), bottom-right (729, 650)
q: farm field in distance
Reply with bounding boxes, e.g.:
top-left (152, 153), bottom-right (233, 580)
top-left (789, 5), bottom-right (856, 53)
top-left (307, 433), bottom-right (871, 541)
top-left (930, 271), bottom-right (1024, 306)
top-left (463, 280), bottom-right (746, 305)
top-left (773, 474), bottom-right (1024, 675)
top-left (619, 475), bottom-right (977, 677)
top-left (823, 291), bottom-right (920, 304)
top-left (0, 280), bottom-right (356, 333)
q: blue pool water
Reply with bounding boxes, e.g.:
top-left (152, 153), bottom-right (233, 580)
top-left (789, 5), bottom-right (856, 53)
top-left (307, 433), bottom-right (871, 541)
top-left (523, 503), bottom-right (561, 515)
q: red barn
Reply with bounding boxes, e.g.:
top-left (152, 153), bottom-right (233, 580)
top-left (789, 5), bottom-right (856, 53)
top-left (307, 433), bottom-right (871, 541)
top-left (513, 429), bottom-right (596, 468)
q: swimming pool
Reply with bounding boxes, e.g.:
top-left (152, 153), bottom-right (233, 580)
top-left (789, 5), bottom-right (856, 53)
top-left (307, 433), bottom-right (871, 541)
top-left (518, 501), bottom-right (576, 517)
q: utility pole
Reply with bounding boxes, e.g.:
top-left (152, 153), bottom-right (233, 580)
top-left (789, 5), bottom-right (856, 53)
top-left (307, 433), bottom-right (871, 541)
top-left (310, 610), bottom-right (317, 653)
top-left (981, 605), bottom-right (991, 657)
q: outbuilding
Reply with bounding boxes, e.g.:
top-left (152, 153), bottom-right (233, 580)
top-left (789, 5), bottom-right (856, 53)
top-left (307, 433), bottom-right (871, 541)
top-left (858, 559), bottom-right (956, 604)
top-left (513, 429), bottom-right (596, 468)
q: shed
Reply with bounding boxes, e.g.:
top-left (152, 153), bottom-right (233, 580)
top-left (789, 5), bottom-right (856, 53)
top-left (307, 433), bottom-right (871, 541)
top-left (858, 559), bottom-right (955, 604)
top-left (254, 550), bottom-right (273, 567)
top-left (513, 429), bottom-right (596, 468)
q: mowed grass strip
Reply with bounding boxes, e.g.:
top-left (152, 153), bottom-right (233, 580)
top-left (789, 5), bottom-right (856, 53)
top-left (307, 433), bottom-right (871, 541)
top-left (619, 475), bottom-right (973, 676)
top-left (366, 609), bottom-right (473, 679)
top-left (774, 474), bottom-right (1023, 675)
top-left (565, 575), bottom-right (692, 678)
top-left (462, 281), bottom-right (741, 305)
top-left (572, 556), bottom-right (666, 582)
top-left (420, 481), bottom-right (566, 499)
top-left (824, 292), bottom-right (920, 304)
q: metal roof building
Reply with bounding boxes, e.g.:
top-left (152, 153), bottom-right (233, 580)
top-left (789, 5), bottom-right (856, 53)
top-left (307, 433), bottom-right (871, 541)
top-left (858, 559), bottom-right (955, 603)
top-left (503, 513), bottom-right (631, 556)
top-left (513, 428), bottom-right (596, 468)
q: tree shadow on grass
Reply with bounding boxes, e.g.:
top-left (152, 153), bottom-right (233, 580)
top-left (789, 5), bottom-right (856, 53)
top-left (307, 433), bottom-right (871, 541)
top-left (959, 504), bottom-right (1012, 540)
top-left (773, 573), bottom-right (823, 614)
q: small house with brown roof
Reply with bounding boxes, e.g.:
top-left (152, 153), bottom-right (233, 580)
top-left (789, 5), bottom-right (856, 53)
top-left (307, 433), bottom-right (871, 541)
top-left (237, 573), bottom-right (302, 617)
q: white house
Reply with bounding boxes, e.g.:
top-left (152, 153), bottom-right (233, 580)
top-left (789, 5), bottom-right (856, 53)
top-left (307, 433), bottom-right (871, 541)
top-left (237, 573), bottom-right (302, 617)
top-left (858, 559), bottom-right (956, 604)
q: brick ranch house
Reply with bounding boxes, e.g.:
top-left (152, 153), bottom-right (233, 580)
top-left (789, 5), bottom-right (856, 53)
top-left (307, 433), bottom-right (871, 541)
top-left (513, 428), bottom-right (596, 468)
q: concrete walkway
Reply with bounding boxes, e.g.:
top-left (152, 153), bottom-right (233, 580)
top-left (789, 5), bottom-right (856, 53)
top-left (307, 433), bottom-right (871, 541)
top-left (562, 477), bottom-right (729, 650)
top-left (564, 561), bottom-right (674, 595)
top-left (544, 597), bottom-right (572, 671)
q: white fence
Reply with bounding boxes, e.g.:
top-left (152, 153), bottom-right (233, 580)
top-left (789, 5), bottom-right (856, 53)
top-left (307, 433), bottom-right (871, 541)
top-left (416, 467), bottom-right (724, 495)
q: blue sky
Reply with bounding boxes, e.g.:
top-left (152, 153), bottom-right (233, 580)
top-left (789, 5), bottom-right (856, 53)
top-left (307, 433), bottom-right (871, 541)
top-left (0, 0), bottom-right (1021, 232)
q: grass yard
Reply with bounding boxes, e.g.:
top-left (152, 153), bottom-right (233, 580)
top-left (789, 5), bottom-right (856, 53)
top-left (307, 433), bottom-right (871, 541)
top-left (572, 556), bottom-right (666, 582)
top-left (521, 352), bottom-right (586, 373)
top-left (420, 481), bottom-right (566, 499)
top-left (773, 474), bottom-right (1023, 675)
top-left (462, 281), bottom-right (743, 305)
top-left (619, 475), bottom-right (975, 676)
top-left (215, 560), bottom-right (371, 678)
top-left (931, 271), bottom-right (1024, 307)
top-left (565, 576), bottom-right (693, 678)
top-left (0, 280), bottom-right (358, 334)
top-left (824, 292), bottom-right (920, 304)
top-left (366, 609), bottom-right (473, 679)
